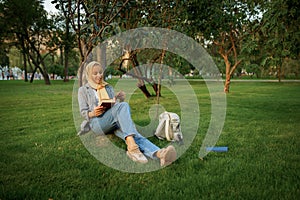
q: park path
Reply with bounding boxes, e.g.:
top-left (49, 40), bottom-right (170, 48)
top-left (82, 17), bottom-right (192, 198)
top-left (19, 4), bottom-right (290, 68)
top-left (186, 79), bottom-right (300, 82)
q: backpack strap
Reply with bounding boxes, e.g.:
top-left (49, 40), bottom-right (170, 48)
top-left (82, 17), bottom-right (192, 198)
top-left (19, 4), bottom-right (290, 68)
top-left (155, 112), bottom-right (167, 139)
top-left (165, 113), bottom-right (171, 141)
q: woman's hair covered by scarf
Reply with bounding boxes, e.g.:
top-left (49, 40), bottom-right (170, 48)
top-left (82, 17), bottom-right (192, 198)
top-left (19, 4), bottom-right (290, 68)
top-left (82, 61), bottom-right (105, 89)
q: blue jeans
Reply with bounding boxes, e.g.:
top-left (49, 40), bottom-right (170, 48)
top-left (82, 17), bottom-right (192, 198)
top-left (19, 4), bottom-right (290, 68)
top-left (90, 102), bottom-right (160, 159)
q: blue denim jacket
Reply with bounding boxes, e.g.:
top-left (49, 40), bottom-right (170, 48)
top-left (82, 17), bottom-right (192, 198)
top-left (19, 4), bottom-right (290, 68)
top-left (77, 83), bottom-right (115, 135)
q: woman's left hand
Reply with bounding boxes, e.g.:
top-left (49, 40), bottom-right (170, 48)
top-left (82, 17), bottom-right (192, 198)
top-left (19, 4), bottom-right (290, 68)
top-left (116, 90), bottom-right (126, 102)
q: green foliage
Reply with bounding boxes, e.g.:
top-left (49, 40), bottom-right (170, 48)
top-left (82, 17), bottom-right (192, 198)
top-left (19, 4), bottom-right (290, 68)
top-left (3, 0), bottom-right (299, 85)
top-left (0, 80), bottom-right (299, 199)
top-left (243, 0), bottom-right (300, 78)
top-left (48, 64), bottom-right (64, 77)
top-left (0, 0), bottom-right (55, 83)
top-left (186, 0), bottom-right (250, 40)
top-left (261, 0), bottom-right (300, 59)
top-left (0, 48), bottom-right (9, 67)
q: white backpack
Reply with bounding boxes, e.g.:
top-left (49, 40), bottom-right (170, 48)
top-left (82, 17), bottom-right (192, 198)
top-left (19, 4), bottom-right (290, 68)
top-left (154, 112), bottom-right (183, 145)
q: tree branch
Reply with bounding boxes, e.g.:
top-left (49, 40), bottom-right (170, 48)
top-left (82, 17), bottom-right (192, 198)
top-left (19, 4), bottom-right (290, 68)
top-left (118, 58), bottom-right (153, 84)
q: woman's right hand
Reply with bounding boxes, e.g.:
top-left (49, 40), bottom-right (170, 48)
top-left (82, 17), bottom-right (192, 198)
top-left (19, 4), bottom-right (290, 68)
top-left (94, 105), bottom-right (105, 116)
top-left (89, 105), bottom-right (105, 118)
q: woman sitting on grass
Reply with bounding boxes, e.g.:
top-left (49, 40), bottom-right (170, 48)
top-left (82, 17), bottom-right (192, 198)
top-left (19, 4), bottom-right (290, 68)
top-left (78, 61), bottom-right (176, 166)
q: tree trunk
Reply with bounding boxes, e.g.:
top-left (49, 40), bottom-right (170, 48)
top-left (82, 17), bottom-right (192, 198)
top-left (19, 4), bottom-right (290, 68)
top-left (224, 57), bottom-right (231, 93)
top-left (29, 67), bottom-right (37, 83)
top-left (63, 55), bottom-right (69, 82)
top-left (168, 66), bottom-right (174, 86)
top-left (22, 49), bottom-right (28, 82)
top-left (156, 49), bottom-right (166, 100)
top-left (41, 67), bottom-right (51, 85)
top-left (29, 65), bottom-right (50, 85)
top-left (132, 55), bottom-right (150, 97)
top-left (153, 83), bottom-right (161, 97)
top-left (277, 62), bottom-right (282, 82)
top-left (131, 52), bottom-right (152, 98)
top-left (78, 61), bottom-right (85, 86)
top-left (96, 44), bottom-right (106, 71)
top-left (64, 15), bottom-right (70, 82)
top-left (63, 44), bottom-right (69, 82)
top-left (78, 43), bottom-right (93, 87)
top-left (138, 84), bottom-right (152, 98)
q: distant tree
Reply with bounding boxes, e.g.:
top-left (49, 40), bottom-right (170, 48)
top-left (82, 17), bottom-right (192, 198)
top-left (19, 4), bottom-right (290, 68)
top-left (0, 49), bottom-right (9, 67)
top-left (116, 0), bottom-right (188, 98)
top-left (51, 0), bottom-right (189, 98)
top-left (47, 11), bottom-right (77, 82)
top-left (186, 0), bottom-right (262, 92)
top-left (51, 0), bottom-right (131, 86)
top-left (260, 0), bottom-right (300, 81)
top-left (0, 0), bottom-right (54, 84)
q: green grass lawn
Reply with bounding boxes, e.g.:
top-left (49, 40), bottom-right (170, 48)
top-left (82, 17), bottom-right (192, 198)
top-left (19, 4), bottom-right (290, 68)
top-left (0, 79), bottom-right (299, 200)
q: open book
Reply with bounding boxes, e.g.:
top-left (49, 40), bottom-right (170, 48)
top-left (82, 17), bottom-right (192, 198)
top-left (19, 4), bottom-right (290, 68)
top-left (99, 98), bottom-right (116, 109)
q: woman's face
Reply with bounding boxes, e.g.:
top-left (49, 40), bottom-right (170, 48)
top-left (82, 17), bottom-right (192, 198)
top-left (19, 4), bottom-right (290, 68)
top-left (91, 65), bottom-right (103, 84)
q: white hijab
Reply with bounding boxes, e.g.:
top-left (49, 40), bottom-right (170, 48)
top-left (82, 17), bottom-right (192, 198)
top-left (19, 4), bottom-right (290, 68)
top-left (83, 61), bottom-right (110, 104)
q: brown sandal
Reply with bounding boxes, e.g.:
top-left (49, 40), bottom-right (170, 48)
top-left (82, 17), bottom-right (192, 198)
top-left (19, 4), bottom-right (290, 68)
top-left (157, 145), bottom-right (177, 167)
